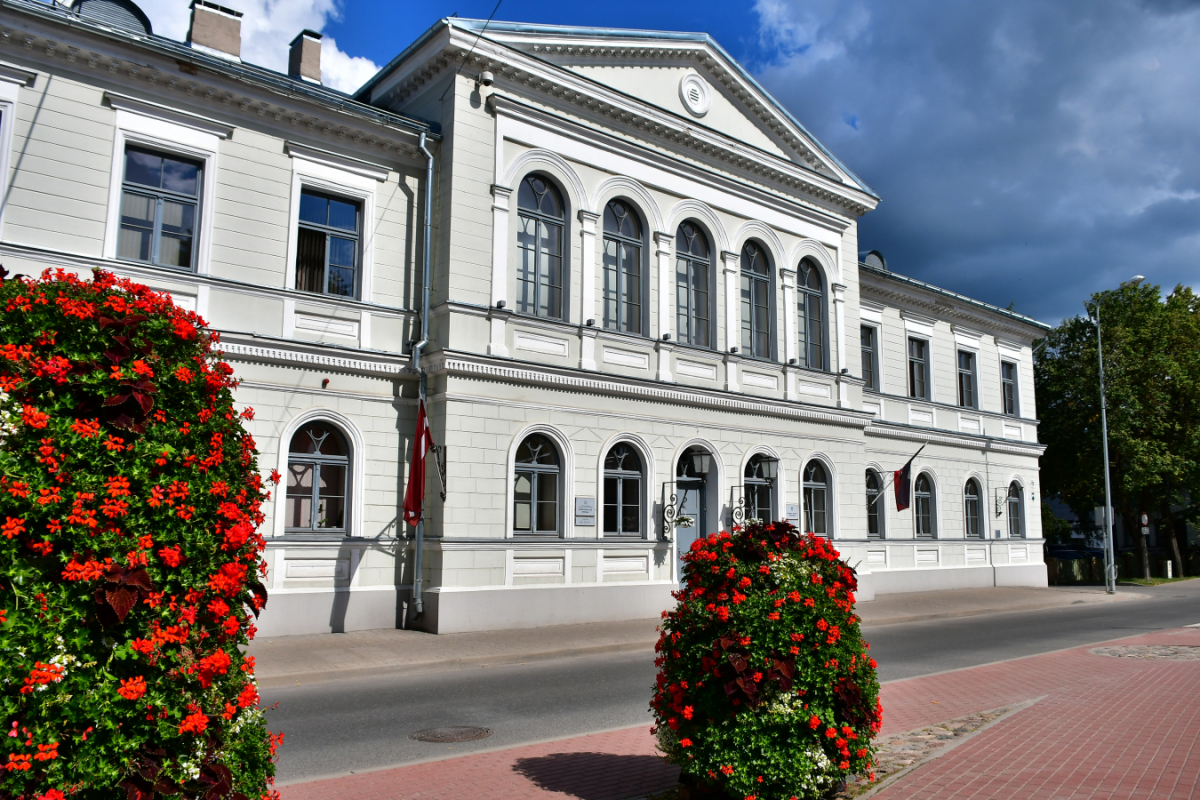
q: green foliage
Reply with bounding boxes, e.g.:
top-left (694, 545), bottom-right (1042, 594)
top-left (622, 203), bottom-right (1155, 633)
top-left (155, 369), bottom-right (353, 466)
top-left (0, 268), bottom-right (281, 800)
top-left (1035, 284), bottom-right (1200, 547)
top-left (1040, 502), bottom-right (1075, 546)
top-left (651, 522), bottom-right (880, 800)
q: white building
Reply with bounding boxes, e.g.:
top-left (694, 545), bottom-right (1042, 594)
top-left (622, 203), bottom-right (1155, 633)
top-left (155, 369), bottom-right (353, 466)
top-left (0, 0), bottom-right (1049, 636)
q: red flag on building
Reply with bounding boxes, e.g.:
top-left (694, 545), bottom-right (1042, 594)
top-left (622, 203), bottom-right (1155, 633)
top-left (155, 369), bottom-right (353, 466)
top-left (893, 445), bottom-right (925, 511)
top-left (403, 400), bottom-right (433, 527)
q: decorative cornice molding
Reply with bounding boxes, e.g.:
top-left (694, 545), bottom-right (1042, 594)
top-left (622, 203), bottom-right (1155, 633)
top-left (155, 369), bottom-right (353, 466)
top-left (864, 421), bottom-right (1045, 456)
top-left (0, 58), bottom-right (37, 86)
top-left (424, 352), bottom-right (873, 429)
top-left (285, 140), bottom-right (390, 181)
top-left (861, 281), bottom-right (1044, 343)
top-left (0, 16), bottom-right (428, 162)
top-left (104, 90), bottom-right (234, 138)
top-left (220, 341), bottom-right (411, 377)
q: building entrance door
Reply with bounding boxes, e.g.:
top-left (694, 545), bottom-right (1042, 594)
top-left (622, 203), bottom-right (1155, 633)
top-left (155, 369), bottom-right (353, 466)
top-left (675, 446), bottom-right (714, 583)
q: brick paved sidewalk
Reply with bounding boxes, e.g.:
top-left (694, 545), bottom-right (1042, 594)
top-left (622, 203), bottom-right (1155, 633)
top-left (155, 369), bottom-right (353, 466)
top-left (278, 625), bottom-right (1200, 800)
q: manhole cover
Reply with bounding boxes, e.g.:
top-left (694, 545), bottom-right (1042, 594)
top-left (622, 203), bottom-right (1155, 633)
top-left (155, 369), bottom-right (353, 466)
top-left (1090, 645), bottom-right (1200, 660)
top-left (409, 726), bottom-right (493, 743)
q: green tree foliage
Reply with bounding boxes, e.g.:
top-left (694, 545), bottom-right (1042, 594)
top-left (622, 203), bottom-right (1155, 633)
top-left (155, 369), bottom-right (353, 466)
top-left (1035, 283), bottom-right (1200, 576)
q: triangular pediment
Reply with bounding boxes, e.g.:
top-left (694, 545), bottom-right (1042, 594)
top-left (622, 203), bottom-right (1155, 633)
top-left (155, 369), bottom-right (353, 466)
top-left (457, 22), bottom-right (871, 194)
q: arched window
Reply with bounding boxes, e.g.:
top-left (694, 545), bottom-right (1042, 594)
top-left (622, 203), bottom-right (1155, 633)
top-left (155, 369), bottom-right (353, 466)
top-left (866, 470), bottom-right (884, 539)
top-left (740, 241), bottom-right (772, 359)
top-left (602, 200), bottom-right (643, 335)
top-left (516, 175), bottom-right (564, 319)
top-left (603, 443), bottom-right (642, 536)
top-left (964, 479), bottom-right (982, 539)
top-left (514, 434), bottom-right (560, 535)
top-left (286, 421), bottom-right (349, 532)
top-left (914, 473), bottom-right (936, 539)
top-left (797, 259), bottom-right (825, 370)
top-left (743, 453), bottom-right (777, 523)
top-left (675, 222), bottom-right (711, 348)
top-left (1007, 482), bottom-right (1025, 538)
top-left (803, 461), bottom-right (829, 536)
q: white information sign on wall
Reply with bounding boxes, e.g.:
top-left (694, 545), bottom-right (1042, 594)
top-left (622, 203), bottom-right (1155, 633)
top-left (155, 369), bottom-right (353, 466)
top-left (575, 497), bottom-right (596, 527)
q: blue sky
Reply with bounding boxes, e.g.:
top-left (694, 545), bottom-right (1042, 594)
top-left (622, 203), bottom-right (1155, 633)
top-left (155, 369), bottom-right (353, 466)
top-left (135, 0), bottom-right (1200, 325)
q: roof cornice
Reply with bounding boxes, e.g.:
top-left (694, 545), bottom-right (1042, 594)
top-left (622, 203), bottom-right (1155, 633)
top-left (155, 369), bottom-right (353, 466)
top-left (0, 0), bottom-right (437, 161)
top-left (860, 265), bottom-right (1050, 341)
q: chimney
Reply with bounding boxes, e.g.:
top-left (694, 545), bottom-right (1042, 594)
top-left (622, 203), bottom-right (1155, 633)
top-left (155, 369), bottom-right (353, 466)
top-left (289, 30), bottom-right (323, 84)
top-left (187, 1), bottom-right (243, 61)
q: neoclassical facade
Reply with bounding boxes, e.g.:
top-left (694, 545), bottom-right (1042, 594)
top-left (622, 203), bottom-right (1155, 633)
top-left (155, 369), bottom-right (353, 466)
top-left (0, 2), bottom-right (1048, 635)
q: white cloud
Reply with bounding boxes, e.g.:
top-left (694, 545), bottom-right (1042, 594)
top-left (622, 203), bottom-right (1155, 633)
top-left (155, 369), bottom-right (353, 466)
top-left (136, 0), bottom-right (380, 93)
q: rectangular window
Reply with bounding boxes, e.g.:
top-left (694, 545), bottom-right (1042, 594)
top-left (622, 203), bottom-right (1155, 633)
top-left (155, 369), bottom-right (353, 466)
top-left (908, 338), bottom-right (929, 399)
top-left (740, 274), bottom-right (771, 358)
top-left (295, 188), bottom-right (361, 298)
top-left (861, 326), bottom-right (878, 390)
top-left (603, 238), bottom-right (642, 334)
top-left (117, 146), bottom-right (202, 270)
top-left (1001, 361), bottom-right (1019, 416)
top-left (957, 350), bottom-right (977, 408)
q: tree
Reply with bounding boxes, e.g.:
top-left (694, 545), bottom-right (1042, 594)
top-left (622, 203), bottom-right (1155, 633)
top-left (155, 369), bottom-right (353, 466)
top-left (1035, 283), bottom-right (1200, 579)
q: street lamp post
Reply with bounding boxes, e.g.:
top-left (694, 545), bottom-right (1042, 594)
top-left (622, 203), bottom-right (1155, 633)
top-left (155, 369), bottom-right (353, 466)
top-left (1090, 275), bottom-right (1143, 595)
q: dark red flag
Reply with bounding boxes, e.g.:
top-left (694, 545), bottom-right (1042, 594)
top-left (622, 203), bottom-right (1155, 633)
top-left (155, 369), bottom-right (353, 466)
top-left (403, 400), bottom-right (432, 527)
top-left (894, 445), bottom-right (925, 511)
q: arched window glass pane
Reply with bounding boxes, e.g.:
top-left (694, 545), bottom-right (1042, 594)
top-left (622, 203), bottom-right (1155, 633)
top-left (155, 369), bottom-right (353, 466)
top-left (915, 474), bottom-right (935, 539)
top-left (866, 470), bottom-right (883, 539)
top-left (743, 454), bottom-right (775, 523)
top-left (1008, 482), bottom-right (1024, 539)
top-left (602, 200), bottom-right (643, 335)
top-left (675, 223), bottom-right (711, 348)
top-left (964, 479), bottom-right (981, 539)
top-left (797, 259), bottom-right (825, 371)
top-left (740, 242), bottom-right (771, 359)
top-left (604, 443), bottom-right (642, 536)
top-left (803, 461), bottom-right (828, 536)
top-left (516, 434), bottom-right (559, 466)
top-left (514, 434), bottom-right (560, 535)
top-left (516, 176), bottom-right (564, 319)
top-left (286, 422), bottom-right (349, 532)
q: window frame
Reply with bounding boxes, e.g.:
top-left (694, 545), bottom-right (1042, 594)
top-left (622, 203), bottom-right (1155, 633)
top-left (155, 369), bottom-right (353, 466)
top-left (802, 461), bottom-right (829, 536)
top-left (103, 93), bottom-right (230, 281)
top-left (743, 453), bottom-right (776, 523)
top-left (601, 199), bottom-right (646, 336)
top-left (515, 174), bottom-right (567, 321)
top-left (908, 337), bottom-right (930, 400)
top-left (860, 325), bottom-right (879, 391)
top-left (1007, 481), bottom-right (1025, 539)
top-left (675, 222), bottom-right (714, 349)
top-left (511, 432), bottom-right (565, 538)
top-left (1001, 360), bottom-right (1020, 416)
top-left (117, 145), bottom-right (205, 271)
top-left (284, 143), bottom-right (382, 303)
top-left (0, 64), bottom-right (35, 238)
top-left (957, 349), bottom-right (978, 409)
top-left (602, 442), bottom-right (644, 537)
top-left (914, 472), bottom-right (936, 539)
top-left (739, 241), bottom-right (775, 361)
top-left (964, 478), bottom-right (982, 539)
top-left (284, 422), bottom-right (351, 534)
top-left (796, 259), bottom-right (826, 371)
top-left (294, 187), bottom-right (363, 299)
top-left (866, 469), bottom-right (885, 539)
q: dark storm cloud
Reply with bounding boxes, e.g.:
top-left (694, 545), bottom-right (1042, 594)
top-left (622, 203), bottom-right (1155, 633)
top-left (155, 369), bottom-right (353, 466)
top-left (750, 0), bottom-right (1200, 322)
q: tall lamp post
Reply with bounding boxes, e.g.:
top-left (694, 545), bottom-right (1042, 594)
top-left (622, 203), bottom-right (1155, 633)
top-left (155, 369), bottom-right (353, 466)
top-left (1089, 274), bottom-right (1144, 595)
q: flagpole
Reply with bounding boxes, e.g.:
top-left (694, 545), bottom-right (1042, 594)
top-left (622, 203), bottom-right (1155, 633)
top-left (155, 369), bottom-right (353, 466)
top-left (410, 133), bottom-right (434, 620)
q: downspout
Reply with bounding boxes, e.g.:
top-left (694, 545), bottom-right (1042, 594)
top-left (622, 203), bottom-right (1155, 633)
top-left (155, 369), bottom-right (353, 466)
top-left (412, 131), bottom-right (434, 616)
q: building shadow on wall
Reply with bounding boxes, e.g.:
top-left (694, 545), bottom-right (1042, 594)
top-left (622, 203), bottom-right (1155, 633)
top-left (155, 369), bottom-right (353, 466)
top-left (328, 542), bottom-right (359, 633)
top-left (511, 752), bottom-right (679, 800)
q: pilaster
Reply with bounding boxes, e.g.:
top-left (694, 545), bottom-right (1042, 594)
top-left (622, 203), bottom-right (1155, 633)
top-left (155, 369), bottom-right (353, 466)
top-left (654, 231), bottom-right (673, 341)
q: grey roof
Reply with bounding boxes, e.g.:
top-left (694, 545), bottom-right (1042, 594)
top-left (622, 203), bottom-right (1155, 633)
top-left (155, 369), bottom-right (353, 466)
top-left (1, 0), bottom-right (436, 137)
top-left (860, 263), bottom-right (1050, 332)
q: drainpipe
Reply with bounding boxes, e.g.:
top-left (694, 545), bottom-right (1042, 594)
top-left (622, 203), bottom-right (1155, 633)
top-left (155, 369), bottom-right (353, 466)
top-left (411, 131), bottom-right (434, 617)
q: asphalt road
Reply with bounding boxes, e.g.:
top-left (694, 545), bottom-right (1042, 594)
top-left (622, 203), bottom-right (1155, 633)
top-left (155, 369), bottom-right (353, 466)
top-left (265, 580), bottom-right (1200, 784)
